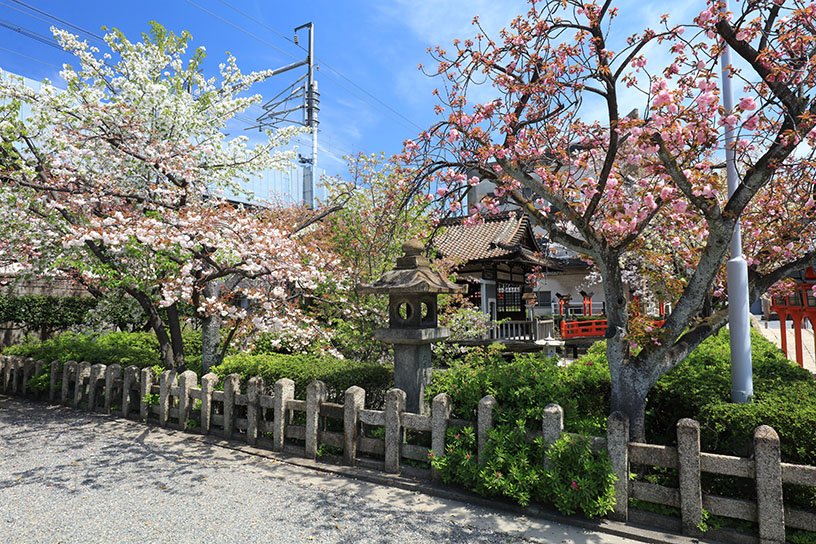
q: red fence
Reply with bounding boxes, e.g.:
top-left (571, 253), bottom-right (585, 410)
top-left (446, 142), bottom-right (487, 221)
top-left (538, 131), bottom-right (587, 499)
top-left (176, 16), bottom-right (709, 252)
top-left (561, 319), bottom-right (666, 339)
top-left (561, 319), bottom-right (608, 338)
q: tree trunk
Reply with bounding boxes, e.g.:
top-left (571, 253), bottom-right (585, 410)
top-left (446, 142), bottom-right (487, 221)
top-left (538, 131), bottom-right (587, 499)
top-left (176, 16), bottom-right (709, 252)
top-left (609, 364), bottom-right (649, 442)
top-left (125, 287), bottom-right (176, 369)
top-left (165, 303), bottom-right (186, 371)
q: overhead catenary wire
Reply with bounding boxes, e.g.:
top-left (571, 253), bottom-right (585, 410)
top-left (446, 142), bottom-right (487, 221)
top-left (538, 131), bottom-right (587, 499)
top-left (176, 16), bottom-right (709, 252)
top-left (5, 0), bottom-right (104, 42)
top-left (0, 19), bottom-right (70, 52)
top-left (0, 45), bottom-right (60, 68)
top-left (211, 0), bottom-right (424, 132)
top-left (182, 0), bottom-right (301, 62)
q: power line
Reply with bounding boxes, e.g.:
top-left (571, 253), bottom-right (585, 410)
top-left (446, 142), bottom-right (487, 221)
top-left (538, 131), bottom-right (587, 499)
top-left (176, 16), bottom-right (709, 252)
top-left (216, 0), bottom-right (298, 47)
top-left (214, 0), bottom-right (424, 131)
top-left (0, 19), bottom-right (68, 52)
top-left (5, 0), bottom-right (104, 42)
top-left (0, 45), bottom-right (60, 68)
top-left (0, 0), bottom-right (64, 32)
top-left (182, 0), bottom-right (300, 62)
top-left (319, 63), bottom-right (422, 132)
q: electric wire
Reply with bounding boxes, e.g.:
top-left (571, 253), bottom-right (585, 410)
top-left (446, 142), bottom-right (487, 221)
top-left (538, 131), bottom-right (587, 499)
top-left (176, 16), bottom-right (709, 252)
top-left (0, 0), bottom-right (73, 34)
top-left (182, 0), bottom-right (301, 62)
top-left (212, 0), bottom-right (424, 132)
top-left (0, 19), bottom-right (69, 52)
top-left (0, 45), bottom-right (60, 68)
top-left (5, 0), bottom-right (104, 42)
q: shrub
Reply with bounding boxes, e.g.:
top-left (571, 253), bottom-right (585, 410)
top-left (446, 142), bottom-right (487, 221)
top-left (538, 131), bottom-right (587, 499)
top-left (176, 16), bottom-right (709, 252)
top-left (426, 343), bottom-right (609, 434)
top-left (3, 331), bottom-right (162, 368)
top-left (646, 329), bottom-right (816, 467)
top-left (210, 353), bottom-right (394, 407)
top-left (26, 362), bottom-right (52, 392)
top-left (430, 424), bottom-right (617, 517)
top-left (540, 434), bottom-right (617, 517)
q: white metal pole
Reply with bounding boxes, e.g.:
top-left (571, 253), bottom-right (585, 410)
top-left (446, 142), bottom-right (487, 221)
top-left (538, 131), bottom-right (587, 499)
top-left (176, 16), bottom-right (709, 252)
top-left (720, 3), bottom-right (754, 403)
top-left (307, 23), bottom-right (316, 208)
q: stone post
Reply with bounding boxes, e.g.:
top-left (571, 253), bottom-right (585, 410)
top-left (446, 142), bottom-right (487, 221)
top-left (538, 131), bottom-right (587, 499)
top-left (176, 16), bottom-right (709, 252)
top-left (104, 364), bottom-right (123, 414)
top-left (49, 360), bottom-right (63, 403)
top-left (542, 403), bottom-right (564, 450)
top-left (6, 356), bottom-right (16, 393)
top-left (74, 362), bottom-right (91, 409)
top-left (3, 357), bottom-right (12, 393)
top-left (2, 357), bottom-right (10, 392)
top-left (222, 374), bottom-right (241, 438)
top-left (140, 367), bottom-right (154, 421)
top-left (7, 357), bottom-right (19, 393)
top-left (178, 370), bottom-right (198, 430)
top-left (431, 393), bottom-right (452, 481)
top-left (246, 376), bottom-right (264, 446)
top-left (88, 363), bottom-right (106, 412)
top-left (607, 411), bottom-right (630, 522)
top-left (159, 370), bottom-right (178, 427)
top-left (677, 418), bottom-right (703, 537)
top-left (755, 425), bottom-right (785, 544)
top-left (384, 388), bottom-right (406, 474)
top-left (34, 360), bottom-right (44, 388)
top-left (343, 386), bottom-right (365, 466)
top-left (2, 357), bottom-right (11, 392)
top-left (305, 380), bottom-right (328, 459)
top-left (10, 357), bottom-right (20, 393)
top-left (22, 358), bottom-right (35, 396)
top-left (477, 395), bottom-right (497, 464)
top-left (122, 366), bottom-right (140, 418)
top-left (0, 357), bottom-right (7, 392)
top-left (273, 378), bottom-right (295, 452)
top-left (199, 373), bottom-right (218, 434)
top-left (61, 361), bottom-right (77, 405)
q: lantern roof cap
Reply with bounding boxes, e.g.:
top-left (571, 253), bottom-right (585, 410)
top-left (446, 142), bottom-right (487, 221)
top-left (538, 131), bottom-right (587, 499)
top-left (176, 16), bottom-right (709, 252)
top-left (358, 240), bottom-right (466, 295)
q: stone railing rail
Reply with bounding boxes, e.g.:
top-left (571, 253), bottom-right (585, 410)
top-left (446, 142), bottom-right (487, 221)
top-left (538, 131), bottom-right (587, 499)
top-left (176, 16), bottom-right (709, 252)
top-left (1, 355), bottom-right (814, 543)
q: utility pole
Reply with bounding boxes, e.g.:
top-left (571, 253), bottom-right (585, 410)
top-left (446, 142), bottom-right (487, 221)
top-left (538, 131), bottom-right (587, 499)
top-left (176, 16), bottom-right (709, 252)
top-left (296, 22), bottom-right (318, 209)
top-left (256, 22), bottom-right (319, 208)
top-left (721, 0), bottom-right (753, 403)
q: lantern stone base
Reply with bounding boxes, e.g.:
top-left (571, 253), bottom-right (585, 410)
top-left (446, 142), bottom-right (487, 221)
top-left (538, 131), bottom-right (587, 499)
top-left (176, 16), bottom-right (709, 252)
top-left (375, 327), bottom-right (450, 414)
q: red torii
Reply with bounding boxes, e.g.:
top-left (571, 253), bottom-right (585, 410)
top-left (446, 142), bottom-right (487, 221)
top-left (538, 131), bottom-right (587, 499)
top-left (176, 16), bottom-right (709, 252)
top-left (769, 267), bottom-right (816, 368)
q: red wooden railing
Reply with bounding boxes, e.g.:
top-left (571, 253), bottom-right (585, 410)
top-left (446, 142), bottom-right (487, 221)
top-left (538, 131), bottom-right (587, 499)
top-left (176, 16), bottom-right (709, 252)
top-left (561, 319), bottom-right (667, 339)
top-left (561, 319), bottom-right (608, 338)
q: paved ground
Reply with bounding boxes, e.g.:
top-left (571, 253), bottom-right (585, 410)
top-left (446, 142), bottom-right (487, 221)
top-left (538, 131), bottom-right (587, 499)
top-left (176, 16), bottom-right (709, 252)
top-left (753, 317), bottom-right (816, 374)
top-left (0, 396), bottom-right (669, 544)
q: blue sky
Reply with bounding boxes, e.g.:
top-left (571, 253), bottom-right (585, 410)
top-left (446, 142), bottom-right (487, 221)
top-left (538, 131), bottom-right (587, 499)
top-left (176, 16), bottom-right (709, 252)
top-left (0, 0), bottom-right (706, 184)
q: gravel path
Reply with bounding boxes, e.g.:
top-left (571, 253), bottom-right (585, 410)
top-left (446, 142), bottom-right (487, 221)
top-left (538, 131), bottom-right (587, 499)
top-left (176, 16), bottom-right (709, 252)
top-left (0, 396), bottom-right (647, 544)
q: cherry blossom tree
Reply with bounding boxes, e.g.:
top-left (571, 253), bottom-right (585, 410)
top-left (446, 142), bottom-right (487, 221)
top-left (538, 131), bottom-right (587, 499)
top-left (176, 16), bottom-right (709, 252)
top-left (0, 23), bottom-right (331, 371)
top-left (403, 0), bottom-right (816, 439)
top-left (298, 152), bottom-right (434, 361)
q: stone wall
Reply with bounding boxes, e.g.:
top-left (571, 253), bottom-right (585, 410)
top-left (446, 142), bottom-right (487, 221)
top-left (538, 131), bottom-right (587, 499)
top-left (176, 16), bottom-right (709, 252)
top-left (1, 355), bottom-right (814, 543)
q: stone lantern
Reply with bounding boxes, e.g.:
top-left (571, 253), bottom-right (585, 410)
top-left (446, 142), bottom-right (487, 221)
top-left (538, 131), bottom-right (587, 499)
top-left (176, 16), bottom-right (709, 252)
top-left (359, 239), bottom-right (466, 413)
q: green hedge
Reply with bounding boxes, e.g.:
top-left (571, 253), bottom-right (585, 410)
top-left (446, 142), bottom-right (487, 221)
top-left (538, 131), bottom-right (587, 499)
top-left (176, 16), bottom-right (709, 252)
top-left (0, 295), bottom-right (97, 331)
top-left (3, 331), bottom-right (162, 368)
top-left (211, 353), bottom-right (393, 407)
top-left (646, 329), bottom-right (816, 467)
top-left (3, 329), bottom-right (204, 371)
top-left (426, 343), bottom-right (610, 435)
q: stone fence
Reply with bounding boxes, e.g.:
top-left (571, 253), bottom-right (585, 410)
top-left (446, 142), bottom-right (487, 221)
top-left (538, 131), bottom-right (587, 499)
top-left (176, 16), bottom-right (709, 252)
top-left (1, 355), bottom-right (814, 544)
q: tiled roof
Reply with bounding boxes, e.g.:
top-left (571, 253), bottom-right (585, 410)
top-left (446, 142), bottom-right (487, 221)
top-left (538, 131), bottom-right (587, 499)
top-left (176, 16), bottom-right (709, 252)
top-left (432, 213), bottom-right (540, 263)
